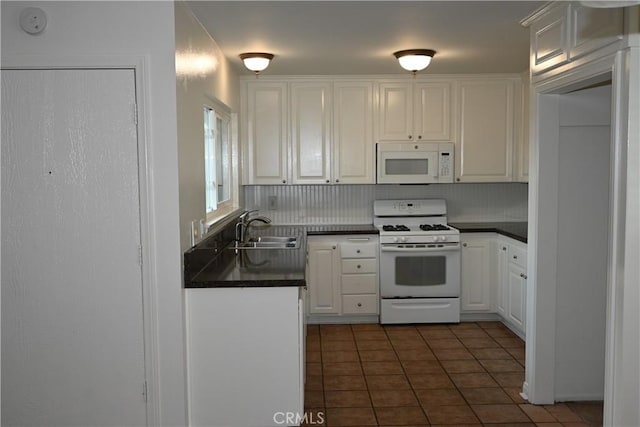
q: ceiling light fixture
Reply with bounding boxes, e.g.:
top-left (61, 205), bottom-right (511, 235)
top-left (394, 49), bottom-right (436, 76)
top-left (239, 52), bottom-right (274, 76)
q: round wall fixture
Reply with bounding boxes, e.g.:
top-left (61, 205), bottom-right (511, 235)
top-left (20, 7), bottom-right (47, 35)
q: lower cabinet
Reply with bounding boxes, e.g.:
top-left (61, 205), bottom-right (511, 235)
top-left (307, 234), bottom-right (379, 323)
top-left (461, 232), bottom-right (527, 337)
top-left (460, 234), bottom-right (494, 312)
top-left (186, 287), bottom-right (305, 427)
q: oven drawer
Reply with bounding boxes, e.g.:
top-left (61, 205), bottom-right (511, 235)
top-left (342, 274), bottom-right (377, 294)
top-left (342, 259), bottom-right (377, 274)
top-left (339, 241), bottom-right (377, 258)
top-left (342, 294), bottom-right (378, 314)
top-left (380, 298), bottom-right (460, 324)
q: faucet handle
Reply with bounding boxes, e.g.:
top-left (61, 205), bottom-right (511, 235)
top-left (240, 209), bottom-right (259, 220)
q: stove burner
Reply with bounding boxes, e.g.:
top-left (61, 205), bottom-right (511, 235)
top-left (382, 225), bottom-right (411, 232)
top-left (420, 224), bottom-right (450, 231)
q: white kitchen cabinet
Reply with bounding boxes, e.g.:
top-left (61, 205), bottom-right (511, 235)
top-left (460, 233), bottom-right (494, 313)
top-left (516, 71), bottom-right (530, 182)
top-left (333, 81), bottom-right (374, 184)
top-left (186, 286), bottom-right (304, 427)
top-left (306, 238), bottom-right (340, 314)
top-left (495, 242), bottom-right (509, 317)
top-left (244, 81), bottom-right (289, 185)
top-left (378, 81), bottom-right (452, 142)
top-left (507, 262), bottom-right (527, 333)
top-left (291, 82), bottom-right (332, 184)
top-left (307, 234), bottom-right (379, 322)
top-left (524, 2), bottom-right (623, 76)
top-left (455, 78), bottom-right (520, 182)
top-left (496, 236), bottom-right (528, 337)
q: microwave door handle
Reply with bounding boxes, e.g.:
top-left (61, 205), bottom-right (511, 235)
top-left (381, 245), bottom-right (460, 253)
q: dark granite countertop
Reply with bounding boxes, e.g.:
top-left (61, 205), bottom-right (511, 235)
top-left (184, 224), bottom-right (378, 289)
top-left (450, 221), bottom-right (528, 243)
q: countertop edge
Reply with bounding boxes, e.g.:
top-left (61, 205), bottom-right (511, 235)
top-left (451, 222), bottom-right (528, 244)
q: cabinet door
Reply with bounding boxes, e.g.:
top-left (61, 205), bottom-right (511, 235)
top-left (516, 72), bottom-right (529, 182)
top-left (495, 242), bottom-right (509, 316)
top-left (291, 82), bottom-right (332, 184)
top-left (307, 240), bottom-right (340, 314)
top-left (456, 79), bottom-right (517, 182)
top-left (507, 263), bottom-right (527, 333)
top-left (245, 82), bottom-right (289, 184)
top-left (378, 82), bottom-right (413, 141)
top-left (460, 235), bottom-right (493, 312)
top-left (333, 81), bottom-right (374, 184)
top-left (414, 82), bottom-right (452, 141)
top-left (530, 3), bottom-right (570, 74)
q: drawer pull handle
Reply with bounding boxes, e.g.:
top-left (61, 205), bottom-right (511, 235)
top-left (357, 303), bottom-right (362, 307)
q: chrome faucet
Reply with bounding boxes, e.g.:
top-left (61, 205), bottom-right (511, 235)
top-left (235, 210), bottom-right (272, 244)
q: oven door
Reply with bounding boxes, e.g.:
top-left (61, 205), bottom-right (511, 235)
top-left (379, 243), bottom-right (461, 298)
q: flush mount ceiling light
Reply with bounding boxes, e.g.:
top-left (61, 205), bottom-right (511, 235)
top-left (394, 49), bottom-right (436, 76)
top-left (239, 52), bottom-right (274, 76)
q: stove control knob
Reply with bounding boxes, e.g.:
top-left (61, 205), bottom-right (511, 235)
top-left (432, 236), bottom-right (439, 242)
top-left (400, 237), bottom-right (407, 243)
top-left (440, 236), bottom-right (447, 242)
top-left (393, 237), bottom-right (399, 243)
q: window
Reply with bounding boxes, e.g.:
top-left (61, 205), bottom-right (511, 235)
top-left (203, 101), bottom-right (236, 221)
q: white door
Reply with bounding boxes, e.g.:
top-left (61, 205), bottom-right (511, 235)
top-left (2, 69), bottom-right (147, 426)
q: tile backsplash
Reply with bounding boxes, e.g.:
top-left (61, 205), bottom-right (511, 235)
top-left (244, 183), bottom-right (528, 225)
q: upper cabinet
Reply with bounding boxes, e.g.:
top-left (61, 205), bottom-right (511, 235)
top-left (242, 75), bottom-right (522, 185)
top-left (243, 79), bottom-right (375, 185)
top-left (290, 82), bottom-right (332, 184)
top-left (522, 2), bottom-right (624, 76)
top-left (455, 78), bottom-right (520, 183)
top-left (378, 81), bottom-right (452, 142)
top-left (243, 82), bottom-right (289, 184)
top-left (333, 81), bottom-right (374, 184)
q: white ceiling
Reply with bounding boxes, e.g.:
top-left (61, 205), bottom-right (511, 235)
top-left (187, 1), bottom-right (544, 76)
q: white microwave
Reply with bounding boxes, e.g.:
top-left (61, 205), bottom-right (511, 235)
top-left (376, 142), bottom-right (454, 184)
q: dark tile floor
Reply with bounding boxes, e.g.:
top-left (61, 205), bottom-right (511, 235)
top-left (304, 321), bottom-right (603, 426)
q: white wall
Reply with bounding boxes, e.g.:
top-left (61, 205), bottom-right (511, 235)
top-left (244, 183), bottom-right (528, 224)
top-left (1, 2), bottom-right (186, 425)
top-left (555, 85), bottom-right (611, 400)
top-left (175, 1), bottom-right (241, 253)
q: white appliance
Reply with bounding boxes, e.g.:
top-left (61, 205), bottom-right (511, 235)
top-left (374, 199), bottom-right (461, 324)
top-left (376, 142), bottom-right (454, 184)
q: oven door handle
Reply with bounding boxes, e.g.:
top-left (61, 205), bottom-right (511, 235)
top-left (380, 245), bottom-right (460, 253)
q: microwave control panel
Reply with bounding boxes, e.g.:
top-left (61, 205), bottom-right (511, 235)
top-left (438, 145), bottom-right (454, 183)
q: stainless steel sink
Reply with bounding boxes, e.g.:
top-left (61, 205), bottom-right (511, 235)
top-left (234, 236), bottom-right (299, 249)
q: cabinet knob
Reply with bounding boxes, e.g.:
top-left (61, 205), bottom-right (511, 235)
top-left (513, 255), bottom-right (518, 260)
top-left (408, 135), bottom-right (413, 140)
top-left (357, 303), bottom-right (362, 307)
top-left (462, 243), bottom-right (467, 247)
top-left (520, 273), bottom-right (524, 278)
top-left (418, 135), bottom-right (422, 140)
top-left (326, 179), bottom-right (330, 183)
top-left (335, 179), bottom-right (340, 183)
top-left (282, 180), bottom-right (286, 184)
top-left (502, 247), bottom-right (507, 251)
top-left (523, 274), bottom-right (528, 280)
top-left (356, 250), bottom-right (361, 254)
top-left (357, 265), bottom-right (361, 269)
top-left (332, 246), bottom-right (336, 250)
top-left (456, 178), bottom-right (460, 182)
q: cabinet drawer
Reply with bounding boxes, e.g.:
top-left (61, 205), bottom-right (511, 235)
top-left (342, 274), bottom-right (377, 294)
top-left (509, 245), bottom-right (527, 269)
top-left (342, 294), bottom-right (378, 315)
top-left (339, 241), bottom-right (377, 258)
top-left (342, 258), bottom-right (377, 274)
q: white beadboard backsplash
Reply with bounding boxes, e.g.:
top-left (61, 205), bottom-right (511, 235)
top-left (244, 183), bottom-right (528, 225)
